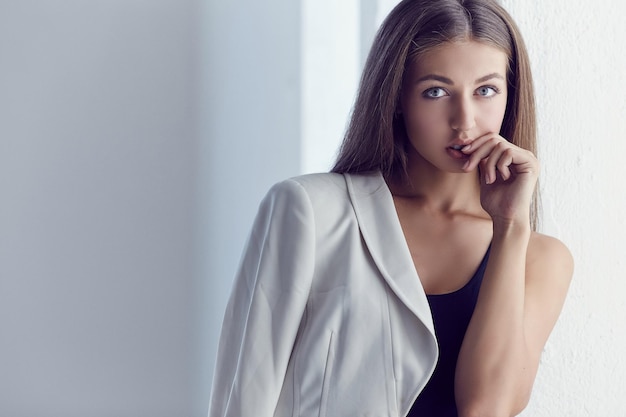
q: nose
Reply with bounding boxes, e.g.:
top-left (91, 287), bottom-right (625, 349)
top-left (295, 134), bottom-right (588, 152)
top-left (450, 96), bottom-right (476, 133)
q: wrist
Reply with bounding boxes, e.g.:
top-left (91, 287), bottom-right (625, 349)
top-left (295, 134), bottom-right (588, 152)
top-left (492, 216), bottom-right (532, 238)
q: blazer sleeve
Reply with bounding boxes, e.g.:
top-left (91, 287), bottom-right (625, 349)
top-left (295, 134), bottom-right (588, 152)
top-left (208, 179), bottom-right (316, 417)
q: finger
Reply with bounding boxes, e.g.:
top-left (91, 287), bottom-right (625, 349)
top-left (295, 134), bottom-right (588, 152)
top-left (482, 141), bottom-right (509, 184)
top-left (478, 159), bottom-right (501, 185)
top-left (478, 160), bottom-right (489, 185)
top-left (496, 148), bottom-right (514, 180)
top-left (462, 136), bottom-right (502, 172)
top-left (510, 148), bottom-right (540, 175)
top-left (461, 132), bottom-right (502, 154)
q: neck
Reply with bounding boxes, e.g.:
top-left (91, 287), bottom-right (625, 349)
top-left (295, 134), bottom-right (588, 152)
top-left (387, 155), bottom-right (483, 215)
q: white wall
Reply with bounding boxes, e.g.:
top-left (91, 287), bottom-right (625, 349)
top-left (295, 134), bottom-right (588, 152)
top-left (501, 1), bottom-right (626, 415)
top-left (0, 1), bottom-right (201, 416)
top-left (2, 0), bottom-right (625, 416)
top-left (301, 0), bottom-right (360, 173)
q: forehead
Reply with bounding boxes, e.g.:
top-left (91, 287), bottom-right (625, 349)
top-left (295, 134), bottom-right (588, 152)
top-left (407, 41), bottom-right (509, 81)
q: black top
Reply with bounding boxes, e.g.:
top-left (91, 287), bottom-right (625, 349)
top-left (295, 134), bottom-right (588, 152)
top-left (408, 246), bottom-right (491, 417)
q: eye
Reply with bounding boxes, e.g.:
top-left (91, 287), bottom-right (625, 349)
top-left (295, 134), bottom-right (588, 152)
top-left (475, 86), bottom-right (499, 98)
top-left (423, 87), bottom-right (448, 99)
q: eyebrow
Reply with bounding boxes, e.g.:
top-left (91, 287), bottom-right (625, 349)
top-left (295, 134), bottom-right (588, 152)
top-left (415, 72), bottom-right (505, 85)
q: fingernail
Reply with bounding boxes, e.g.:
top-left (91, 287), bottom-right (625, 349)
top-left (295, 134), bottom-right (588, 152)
top-left (463, 160), bottom-right (469, 170)
top-left (462, 145), bottom-right (471, 152)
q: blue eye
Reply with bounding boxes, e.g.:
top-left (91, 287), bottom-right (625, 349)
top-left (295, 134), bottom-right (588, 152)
top-left (423, 87), bottom-right (448, 99)
top-left (476, 86), bottom-right (499, 97)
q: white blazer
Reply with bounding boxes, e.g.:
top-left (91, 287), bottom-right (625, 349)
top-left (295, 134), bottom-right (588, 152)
top-left (209, 172), bottom-right (439, 417)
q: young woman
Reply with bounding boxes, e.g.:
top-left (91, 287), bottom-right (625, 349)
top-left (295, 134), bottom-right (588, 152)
top-left (209, 1), bottom-right (573, 416)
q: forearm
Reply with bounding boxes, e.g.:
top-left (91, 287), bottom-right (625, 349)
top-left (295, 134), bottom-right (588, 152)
top-left (455, 220), bottom-right (533, 417)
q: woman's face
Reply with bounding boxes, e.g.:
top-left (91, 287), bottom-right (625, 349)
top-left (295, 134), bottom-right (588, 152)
top-left (400, 40), bottom-right (509, 173)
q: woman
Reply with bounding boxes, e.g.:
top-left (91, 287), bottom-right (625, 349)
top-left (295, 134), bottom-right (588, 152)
top-left (209, 1), bottom-right (573, 416)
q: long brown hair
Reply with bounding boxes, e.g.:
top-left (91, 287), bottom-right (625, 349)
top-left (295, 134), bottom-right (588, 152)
top-left (331, 0), bottom-right (539, 229)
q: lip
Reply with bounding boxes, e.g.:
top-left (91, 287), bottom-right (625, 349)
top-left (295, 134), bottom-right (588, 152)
top-left (446, 137), bottom-right (473, 160)
top-left (446, 147), bottom-right (469, 160)
top-left (447, 137), bottom-right (474, 154)
top-left (449, 138), bottom-right (474, 148)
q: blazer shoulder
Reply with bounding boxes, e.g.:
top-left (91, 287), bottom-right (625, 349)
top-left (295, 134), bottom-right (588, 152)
top-left (281, 171), bottom-right (384, 198)
top-left (267, 173), bottom-right (350, 208)
top-left (261, 172), bottom-right (339, 199)
top-left (263, 172), bottom-right (386, 224)
top-left (287, 172), bottom-right (348, 194)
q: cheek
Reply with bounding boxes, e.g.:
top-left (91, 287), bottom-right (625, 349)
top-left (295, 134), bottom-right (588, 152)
top-left (483, 111), bottom-right (504, 132)
top-left (403, 104), bottom-right (448, 138)
top-left (480, 99), bottom-right (508, 132)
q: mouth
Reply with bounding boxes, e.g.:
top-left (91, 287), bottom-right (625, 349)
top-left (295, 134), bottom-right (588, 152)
top-left (446, 143), bottom-right (470, 160)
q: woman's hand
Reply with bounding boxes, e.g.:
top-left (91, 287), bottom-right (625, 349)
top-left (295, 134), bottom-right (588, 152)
top-left (461, 132), bottom-right (539, 226)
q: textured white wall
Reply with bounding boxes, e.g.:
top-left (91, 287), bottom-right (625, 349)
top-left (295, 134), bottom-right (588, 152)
top-left (501, 1), bottom-right (626, 415)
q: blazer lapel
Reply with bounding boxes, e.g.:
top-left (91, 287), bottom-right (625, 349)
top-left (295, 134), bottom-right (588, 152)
top-left (344, 172), bottom-right (435, 337)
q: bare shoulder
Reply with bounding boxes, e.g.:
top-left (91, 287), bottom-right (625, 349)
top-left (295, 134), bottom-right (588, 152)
top-left (523, 232), bottom-right (574, 351)
top-left (526, 232), bottom-right (574, 283)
